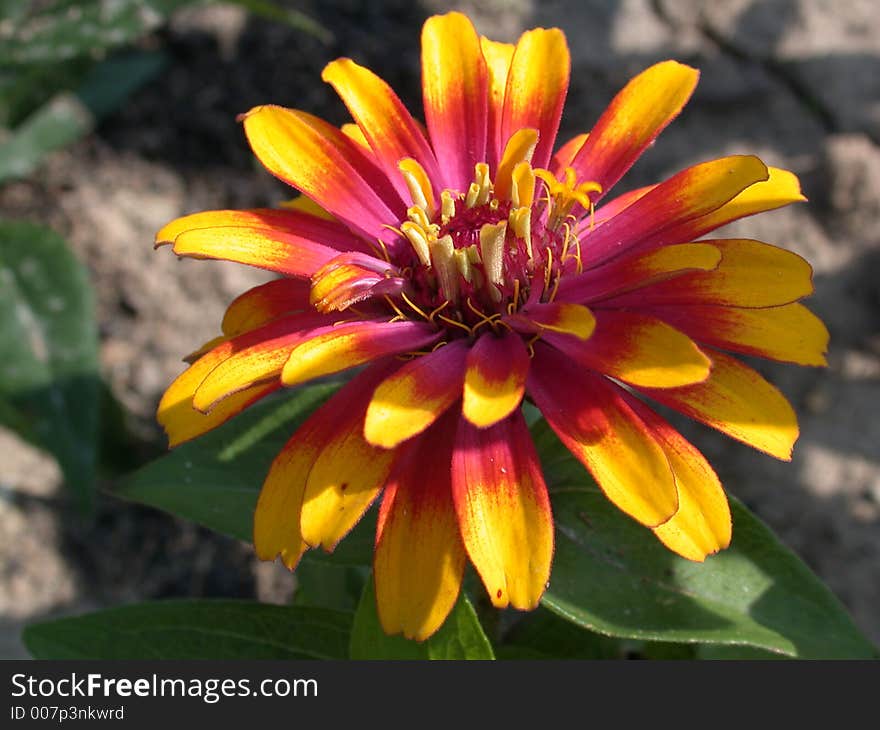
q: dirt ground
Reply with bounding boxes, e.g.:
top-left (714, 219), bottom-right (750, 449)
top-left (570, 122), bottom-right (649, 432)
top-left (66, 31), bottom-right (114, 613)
top-left (1, 0), bottom-right (878, 658)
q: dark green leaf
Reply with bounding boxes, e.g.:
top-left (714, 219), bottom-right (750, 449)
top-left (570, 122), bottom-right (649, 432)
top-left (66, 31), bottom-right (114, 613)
top-left (0, 221), bottom-right (99, 510)
top-left (533, 422), bottom-right (877, 659)
top-left (499, 607), bottom-right (624, 659)
top-left (115, 384), bottom-right (374, 566)
top-left (292, 562), bottom-right (370, 613)
top-left (23, 600), bottom-right (351, 659)
top-left (350, 580), bottom-right (494, 659)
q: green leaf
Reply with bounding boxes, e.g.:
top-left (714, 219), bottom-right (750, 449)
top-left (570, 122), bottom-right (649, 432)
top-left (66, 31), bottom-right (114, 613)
top-left (0, 1), bottom-right (182, 67)
top-left (292, 562), bottom-right (370, 613)
top-left (114, 383), bottom-right (374, 566)
top-left (350, 581), bottom-right (494, 659)
top-left (532, 422), bottom-right (877, 659)
top-left (23, 600), bottom-right (351, 659)
top-left (0, 1), bottom-right (328, 70)
top-left (498, 607), bottom-right (624, 659)
top-left (0, 221), bottom-right (99, 510)
top-left (0, 93), bottom-right (93, 182)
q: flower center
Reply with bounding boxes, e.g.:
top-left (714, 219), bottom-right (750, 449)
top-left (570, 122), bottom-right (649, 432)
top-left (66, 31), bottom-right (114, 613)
top-left (309, 131), bottom-right (602, 340)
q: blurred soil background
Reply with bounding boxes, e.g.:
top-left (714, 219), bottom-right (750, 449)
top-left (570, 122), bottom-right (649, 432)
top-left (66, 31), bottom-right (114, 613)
top-left (1, 0), bottom-right (878, 658)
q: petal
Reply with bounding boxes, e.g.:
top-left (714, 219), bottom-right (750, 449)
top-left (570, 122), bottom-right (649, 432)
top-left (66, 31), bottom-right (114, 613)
top-left (602, 239), bottom-right (814, 309)
top-left (569, 60), bottom-right (699, 200)
top-left (590, 184), bottom-right (654, 225)
top-left (279, 193), bottom-right (336, 219)
top-left (253, 371), bottom-right (382, 569)
top-left (640, 349), bottom-right (799, 460)
top-left (309, 252), bottom-right (405, 313)
top-left (222, 278), bottom-right (311, 337)
top-left (652, 166), bottom-right (806, 245)
top-left (155, 208), bottom-right (356, 249)
top-left (192, 312), bottom-right (333, 412)
top-left (550, 132), bottom-right (588, 172)
top-left (646, 302), bottom-right (829, 367)
top-left (546, 309), bottom-right (711, 388)
top-left (452, 412), bottom-right (553, 609)
top-left (500, 27), bottom-right (570, 170)
top-left (299, 364), bottom-right (400, 551)
top-left (253, 427), bottom-right (319, 571)
top-left (241, 105), bottom-right (406, 245)
top-left (625, 396), bottom-right (732, 561)
top-left (462, 330), bottom-right (530, 428)
top-left (364, 341), bottom-right (468, 448)
top-left (480, 37), bottom-right (515, 169)
top-left (157, 209), bottom-right (365, 277)
top-left (582, 155), bottom-right (770, 265)
top-left (157, 346), bottom-right (279, 447)
top-left (374, 414), bottom-right (466, 641)
top-left (281, 320), bottom-right (441, 388)
top-left (555, 243), bottom-right (721, 304)
top-left (528, 344), bottom-right (678, 527)
top-left (322, 58), bottom-right (441, 200)
top-left (507, 301), bottom-right (596, 340)
top-left (421, 12), bottom-right (488, 192)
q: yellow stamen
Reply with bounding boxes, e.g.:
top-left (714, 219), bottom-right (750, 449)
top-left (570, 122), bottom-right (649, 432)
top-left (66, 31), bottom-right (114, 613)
top-left (534, 166), bottom-right (603, 230)
top-left (479, 221), bottom-right (507, 302)
top-left (510, 160), bottom-right (536, 209)
top-left (441, 190), bottom-right (456, 224)
top-left (429, 234), bottom-right (459, 301)
top-left (399, 290), bottom-right (431, 321)
top-left (400, 221), bottom-right (432, 267)
top-left (383, 295), bottom-right (409, 322)
top-left (398, 158), bottom-right (436, 218)
top-left (495, 129), bottom-right (538, 201)
top-left (437, 314), bottom-right (473, 335)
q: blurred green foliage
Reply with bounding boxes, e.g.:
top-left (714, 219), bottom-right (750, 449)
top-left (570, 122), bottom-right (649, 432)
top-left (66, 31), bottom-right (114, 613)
top-left (0, 0), bottom-right (327, 181)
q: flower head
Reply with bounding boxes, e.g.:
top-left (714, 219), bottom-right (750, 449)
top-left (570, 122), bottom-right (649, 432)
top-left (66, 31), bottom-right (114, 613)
top-left (156, 12), bottom-right (827, 640)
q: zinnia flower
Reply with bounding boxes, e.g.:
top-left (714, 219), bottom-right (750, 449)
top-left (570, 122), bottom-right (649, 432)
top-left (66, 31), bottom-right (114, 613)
top-left (156, 12), bottom-right (827, 640)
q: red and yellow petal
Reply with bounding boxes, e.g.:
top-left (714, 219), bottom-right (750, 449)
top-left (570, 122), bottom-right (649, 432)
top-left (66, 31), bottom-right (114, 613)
top-left (222, 278), bottom-right (311, 337)
top-left (157, 344), bottom-right (280, 447)
top-left (551, 133), bottom-right (588, 172)
top-left (528, 344), bottom-right (678, 527)
top-left (364, 341), bottom-right (468, 449)
top-left (462, 330), bottom-right (530, 429)
top-left (421, 12), bottom-right (488, 192)
top-left (640, 349), bottom-right (799, 460)
top-left (309, 252), bottom-right (404, 313)
top-left (626, 396), bottom-right (732, 561)
top-left (155, 208), bottom-right (360, 251)
top-left (480, 36), bottom-right (515, 169)
top-left (281, 320), bottom-right (441, 388)
top-left (568, 60), bottom-right (699, 200)
top-left (452, 412), bottom-right (553, 609)
top-left (655, 166), bottom-right (806, 245)
top-left (500, 27), bottom-right (569, 170)
top-left (157, 209), bottom-right (362, 277)
top-left (322, 58), bottom-right (440, 199)
top-left (374, 414), bottom-right (466, 641)
top-left (253, 425), bottom-right (318, 571)
top-left (241, 106), bottom-right (406, 245)
top-left (603, 239), bottom-right (814, 309)
top-left (192, 312), bottom-right (332, 412)
top-left (556, 243), bottom-right (721, 304)
top-left (546, 310), bottom-right (711, 389)
top-left (584, 155), bottom-right (770, 265)
top-left (646, 302), bottom-right (829, 366)
top-left (299, 364), bottom-right (400, 551)
top-left (508, 301), bottom-right (597, 341)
